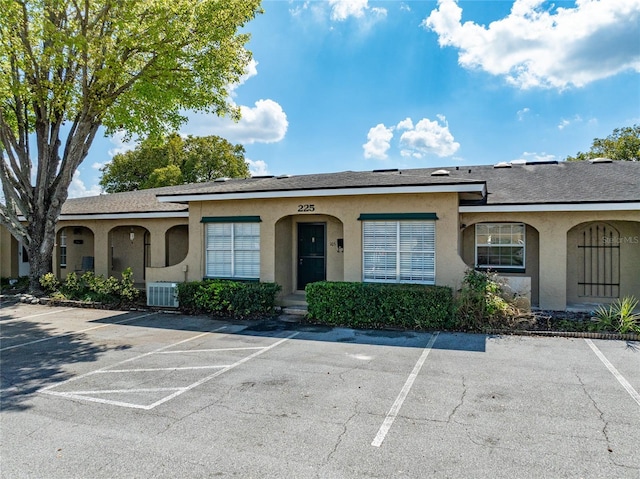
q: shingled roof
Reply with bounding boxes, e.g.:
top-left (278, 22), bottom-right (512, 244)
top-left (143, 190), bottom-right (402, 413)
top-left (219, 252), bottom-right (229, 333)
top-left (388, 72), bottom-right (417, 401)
top-left (60, 160), bottom-right (639, 217)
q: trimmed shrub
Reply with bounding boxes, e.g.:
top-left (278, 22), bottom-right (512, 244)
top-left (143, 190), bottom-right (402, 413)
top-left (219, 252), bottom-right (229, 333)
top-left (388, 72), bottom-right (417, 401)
top-left (40, 267), bottom-right (140, 305)
top-left (176, 279), bottom-right (281, 318)
top-left (305, 281), bottom-right (454, 330)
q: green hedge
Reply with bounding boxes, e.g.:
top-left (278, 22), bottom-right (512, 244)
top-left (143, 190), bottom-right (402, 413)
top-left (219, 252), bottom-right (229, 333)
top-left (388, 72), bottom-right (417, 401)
top-left (306, 281), bottom-right (454, 330)
top-left (176, 279), bottom-right (281, 318)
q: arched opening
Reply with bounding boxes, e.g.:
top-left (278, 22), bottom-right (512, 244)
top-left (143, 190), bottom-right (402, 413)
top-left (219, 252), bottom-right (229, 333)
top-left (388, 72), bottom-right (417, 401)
top-left (165, 224), bottom-right (189, 266)
top-left (566, 221), bottom-right (640, 306)
top-left (275, 214), bottom-right (344, 296)
top-left (108, 225), bottom-right (150, 286)
top-left (56, 226), bottom-right (95, 278)
top-left (460, 221), bottom-right (540, 307)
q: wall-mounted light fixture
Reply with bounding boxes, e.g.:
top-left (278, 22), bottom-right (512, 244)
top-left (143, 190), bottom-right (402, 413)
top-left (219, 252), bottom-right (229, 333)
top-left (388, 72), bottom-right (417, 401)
top-left (130, 227), bottom-right (135, 242)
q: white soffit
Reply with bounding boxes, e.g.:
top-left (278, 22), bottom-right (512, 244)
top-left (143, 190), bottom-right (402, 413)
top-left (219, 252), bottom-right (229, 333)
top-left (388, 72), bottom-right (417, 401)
top-left (157, 184), bottom-right (487, 202)
top-left (459, 203), bottom-right (640, 213)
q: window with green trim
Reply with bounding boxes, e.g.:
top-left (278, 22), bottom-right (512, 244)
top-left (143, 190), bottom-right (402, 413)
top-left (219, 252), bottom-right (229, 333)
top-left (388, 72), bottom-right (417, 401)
top-left (362, 220), bottom-right (435, 284)
top-left (475, 223), bottom-right (525, 269)
top-left (205, 223), bottom-right (260, 279)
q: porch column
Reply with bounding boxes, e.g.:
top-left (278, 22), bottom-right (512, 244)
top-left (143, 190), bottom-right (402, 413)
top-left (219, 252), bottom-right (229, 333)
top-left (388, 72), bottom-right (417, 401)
top-left (260, 219), bottom-right (276, 283)
top-left (537, 224), bottom-right (567, 310)
top-left (93, 224), bottom-right (109, 278)
top-left (146, 225), bottom-right (167, 268)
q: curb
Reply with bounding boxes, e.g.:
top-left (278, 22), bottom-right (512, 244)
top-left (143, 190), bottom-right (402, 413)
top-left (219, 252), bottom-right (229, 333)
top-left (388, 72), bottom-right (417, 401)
top-left (484, 329), bottom-right (640, 341)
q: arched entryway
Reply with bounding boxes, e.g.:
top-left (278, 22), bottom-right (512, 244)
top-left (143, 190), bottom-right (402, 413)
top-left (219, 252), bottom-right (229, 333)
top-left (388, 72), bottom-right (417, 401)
top-left (567, 220), bottom-right (640, 306)
top-left (274, 214), bottom-right (344, 295)
top-left (108, 225), bottom-right (150, 286)
top-left (56, 226), bottom-right (95, 278)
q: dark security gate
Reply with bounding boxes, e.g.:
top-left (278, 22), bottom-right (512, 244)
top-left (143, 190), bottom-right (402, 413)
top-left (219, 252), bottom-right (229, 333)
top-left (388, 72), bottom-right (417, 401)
top-left (297, 223), bottom-right (326, 290)
top-left (577, 223), bottom-right (620, 298)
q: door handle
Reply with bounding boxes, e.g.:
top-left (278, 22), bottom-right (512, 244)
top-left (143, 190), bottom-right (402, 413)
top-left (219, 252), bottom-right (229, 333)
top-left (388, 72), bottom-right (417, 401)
top-left (299, 258), bottom-right (303, 265)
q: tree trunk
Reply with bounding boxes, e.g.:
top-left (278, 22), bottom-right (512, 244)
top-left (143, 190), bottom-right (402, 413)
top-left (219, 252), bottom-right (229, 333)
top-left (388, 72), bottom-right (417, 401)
top-left (26, 207), bottom-right (57, 294)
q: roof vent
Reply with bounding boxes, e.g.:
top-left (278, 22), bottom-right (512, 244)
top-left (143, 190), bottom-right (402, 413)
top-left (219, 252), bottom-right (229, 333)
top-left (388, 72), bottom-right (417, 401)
top-left (431, 169), bottom-right (450, 176)
top-left (214, 177), bottom-right (229, 182)
top-left (510, 159), bottom-right (526, 166)
top-left (252, 175), bottom-right (275, 179)
top-left (589, 157), bottom-right (613, 164)
top-left (276, 174), bottom-right (292, 179)
top-left (373, 168), bottom-right (399, 173)
top-left (493, 162), bottom-right (512, 168)
top-left (525, 160), bottom-right (558, 165)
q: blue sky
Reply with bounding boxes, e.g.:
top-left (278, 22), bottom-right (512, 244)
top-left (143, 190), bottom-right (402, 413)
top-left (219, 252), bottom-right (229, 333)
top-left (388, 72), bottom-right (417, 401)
top-left (70, 0), bottom-right (640, 197)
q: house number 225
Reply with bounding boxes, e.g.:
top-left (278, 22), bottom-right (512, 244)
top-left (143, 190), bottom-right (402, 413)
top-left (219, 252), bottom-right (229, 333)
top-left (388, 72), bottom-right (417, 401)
top-left (297, 204), bottom-right (315, 212)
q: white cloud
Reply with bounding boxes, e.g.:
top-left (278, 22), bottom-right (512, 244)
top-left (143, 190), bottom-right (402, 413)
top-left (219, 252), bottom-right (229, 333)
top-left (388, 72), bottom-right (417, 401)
top-left (363, 123), bottom-right (394, 159)
top-left (558, 114), bottom-right (584, 130)
top-left (229, 59), bottom-right (258, 97)
top-left (108, 131), bottom-right (136, 157)
top-left (67, 170), bottom-right (102, 198)
top-left (328, 0), bottom-right (386, 21)
top-left (247, 159), bottom-right (270, 176)
top-left (396, 117), bottom-right (414, 130)
top-left (424, 0), bottom-right (640, 89)
top-left (515, 152), bottom-right (558, 163)
top-left (186, 99), bottom-right (288, 145)
top-left (517, 108), bottom-right (530, 121)
top-left (398, 116), bottom-right (460, 158)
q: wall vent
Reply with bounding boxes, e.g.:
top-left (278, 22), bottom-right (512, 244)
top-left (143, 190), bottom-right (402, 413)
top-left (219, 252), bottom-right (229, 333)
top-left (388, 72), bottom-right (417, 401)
top-left (147, 282), bottom-right (179, 308)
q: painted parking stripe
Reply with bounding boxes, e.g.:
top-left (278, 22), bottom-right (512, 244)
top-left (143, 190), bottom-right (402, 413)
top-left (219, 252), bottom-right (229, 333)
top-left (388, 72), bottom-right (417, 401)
top-left (144, 332), bottom-right (299, 410)
top-left (157, 346), bottom-right (265, 354)
top-left (0, 312), bottom-right (157, 352)
top-left (0, 308), bottom-right (75, 323)
top-left (93, 365), bottom-right (232, 373)
top-left (372, 332), bottom-right (439, 448)
top-left (40, 328), bottom-right (298, 410)
top-left (585, 339), bottom-right (640, 407)
top-left (40, 327), bottom-right (225, 392)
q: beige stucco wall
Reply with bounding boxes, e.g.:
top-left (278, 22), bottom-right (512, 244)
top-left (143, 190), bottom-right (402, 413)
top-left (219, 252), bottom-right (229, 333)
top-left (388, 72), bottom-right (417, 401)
top-left (461, 210), bottom-right (640, 310)
top-left (146, 192), bottom-right (469, 296)
top-left (0, 225), bottom-right (19, 278)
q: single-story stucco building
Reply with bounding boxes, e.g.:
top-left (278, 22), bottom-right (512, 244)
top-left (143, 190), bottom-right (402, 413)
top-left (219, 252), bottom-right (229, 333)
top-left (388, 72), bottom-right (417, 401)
top-left (2, 159), bottom-right (639, 311)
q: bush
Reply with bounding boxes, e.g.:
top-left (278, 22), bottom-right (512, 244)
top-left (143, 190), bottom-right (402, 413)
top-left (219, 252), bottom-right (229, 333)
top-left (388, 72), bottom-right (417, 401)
top-left (305, 281), bottom-right (454, 330)
top-left (176, 279), bottom-right (281, 318)
top-left (591, 296), bottom-right (640, 334)
top-left (40, 267), bottom-right (140, 305)
top-left (455, 269), bottom-right (516, 331)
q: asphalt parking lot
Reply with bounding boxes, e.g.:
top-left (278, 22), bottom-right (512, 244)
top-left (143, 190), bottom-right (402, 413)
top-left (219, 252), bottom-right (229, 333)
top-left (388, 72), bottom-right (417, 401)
top-left (1, 301), bottom-right (639, 478)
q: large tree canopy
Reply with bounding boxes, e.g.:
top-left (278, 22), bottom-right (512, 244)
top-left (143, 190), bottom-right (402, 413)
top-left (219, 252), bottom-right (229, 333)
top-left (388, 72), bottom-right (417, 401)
top-left (566, 125), bottom-right (640, 162)
top-left (100, 134), bottom-right (249, 193)
top-left (0, 0), bottom-right (261, 290)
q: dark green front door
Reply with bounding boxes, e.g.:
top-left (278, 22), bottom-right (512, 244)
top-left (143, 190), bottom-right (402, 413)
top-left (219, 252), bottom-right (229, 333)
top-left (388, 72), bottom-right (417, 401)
top-left (297, 223), bottom-right (326, 290)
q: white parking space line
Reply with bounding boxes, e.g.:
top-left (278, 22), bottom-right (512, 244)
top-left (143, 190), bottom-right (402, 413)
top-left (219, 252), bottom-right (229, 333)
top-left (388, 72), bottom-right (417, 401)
top-left (372, 332), bottom-right (439, 448)
top-left (157, 346), bottom-right (265, 354)
top-left (40, 328), bottom-right (224, 392)
top-left (585, 339), bottom-right (640, 407)
top-left (40, 327), bottom-right (299, 410)
top-left (0, 312), bottom-right (157, 352)
top-left (144, 332), bottom-right (299, 410)
top-left (0, 308), bottom-right (75, 323)
top-left (94, 365), bottom-right (232, 373)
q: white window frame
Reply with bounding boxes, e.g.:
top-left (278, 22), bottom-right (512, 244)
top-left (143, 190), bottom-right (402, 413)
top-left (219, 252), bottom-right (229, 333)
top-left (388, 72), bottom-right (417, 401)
top-left (205, 222), bottom-right (260, 280)
top-left (475, 222), bottom-right (525, 269)
top-left (362, 220), bottom-right (436, 285)
top-left (59, 230), bottom-right (67, 268)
